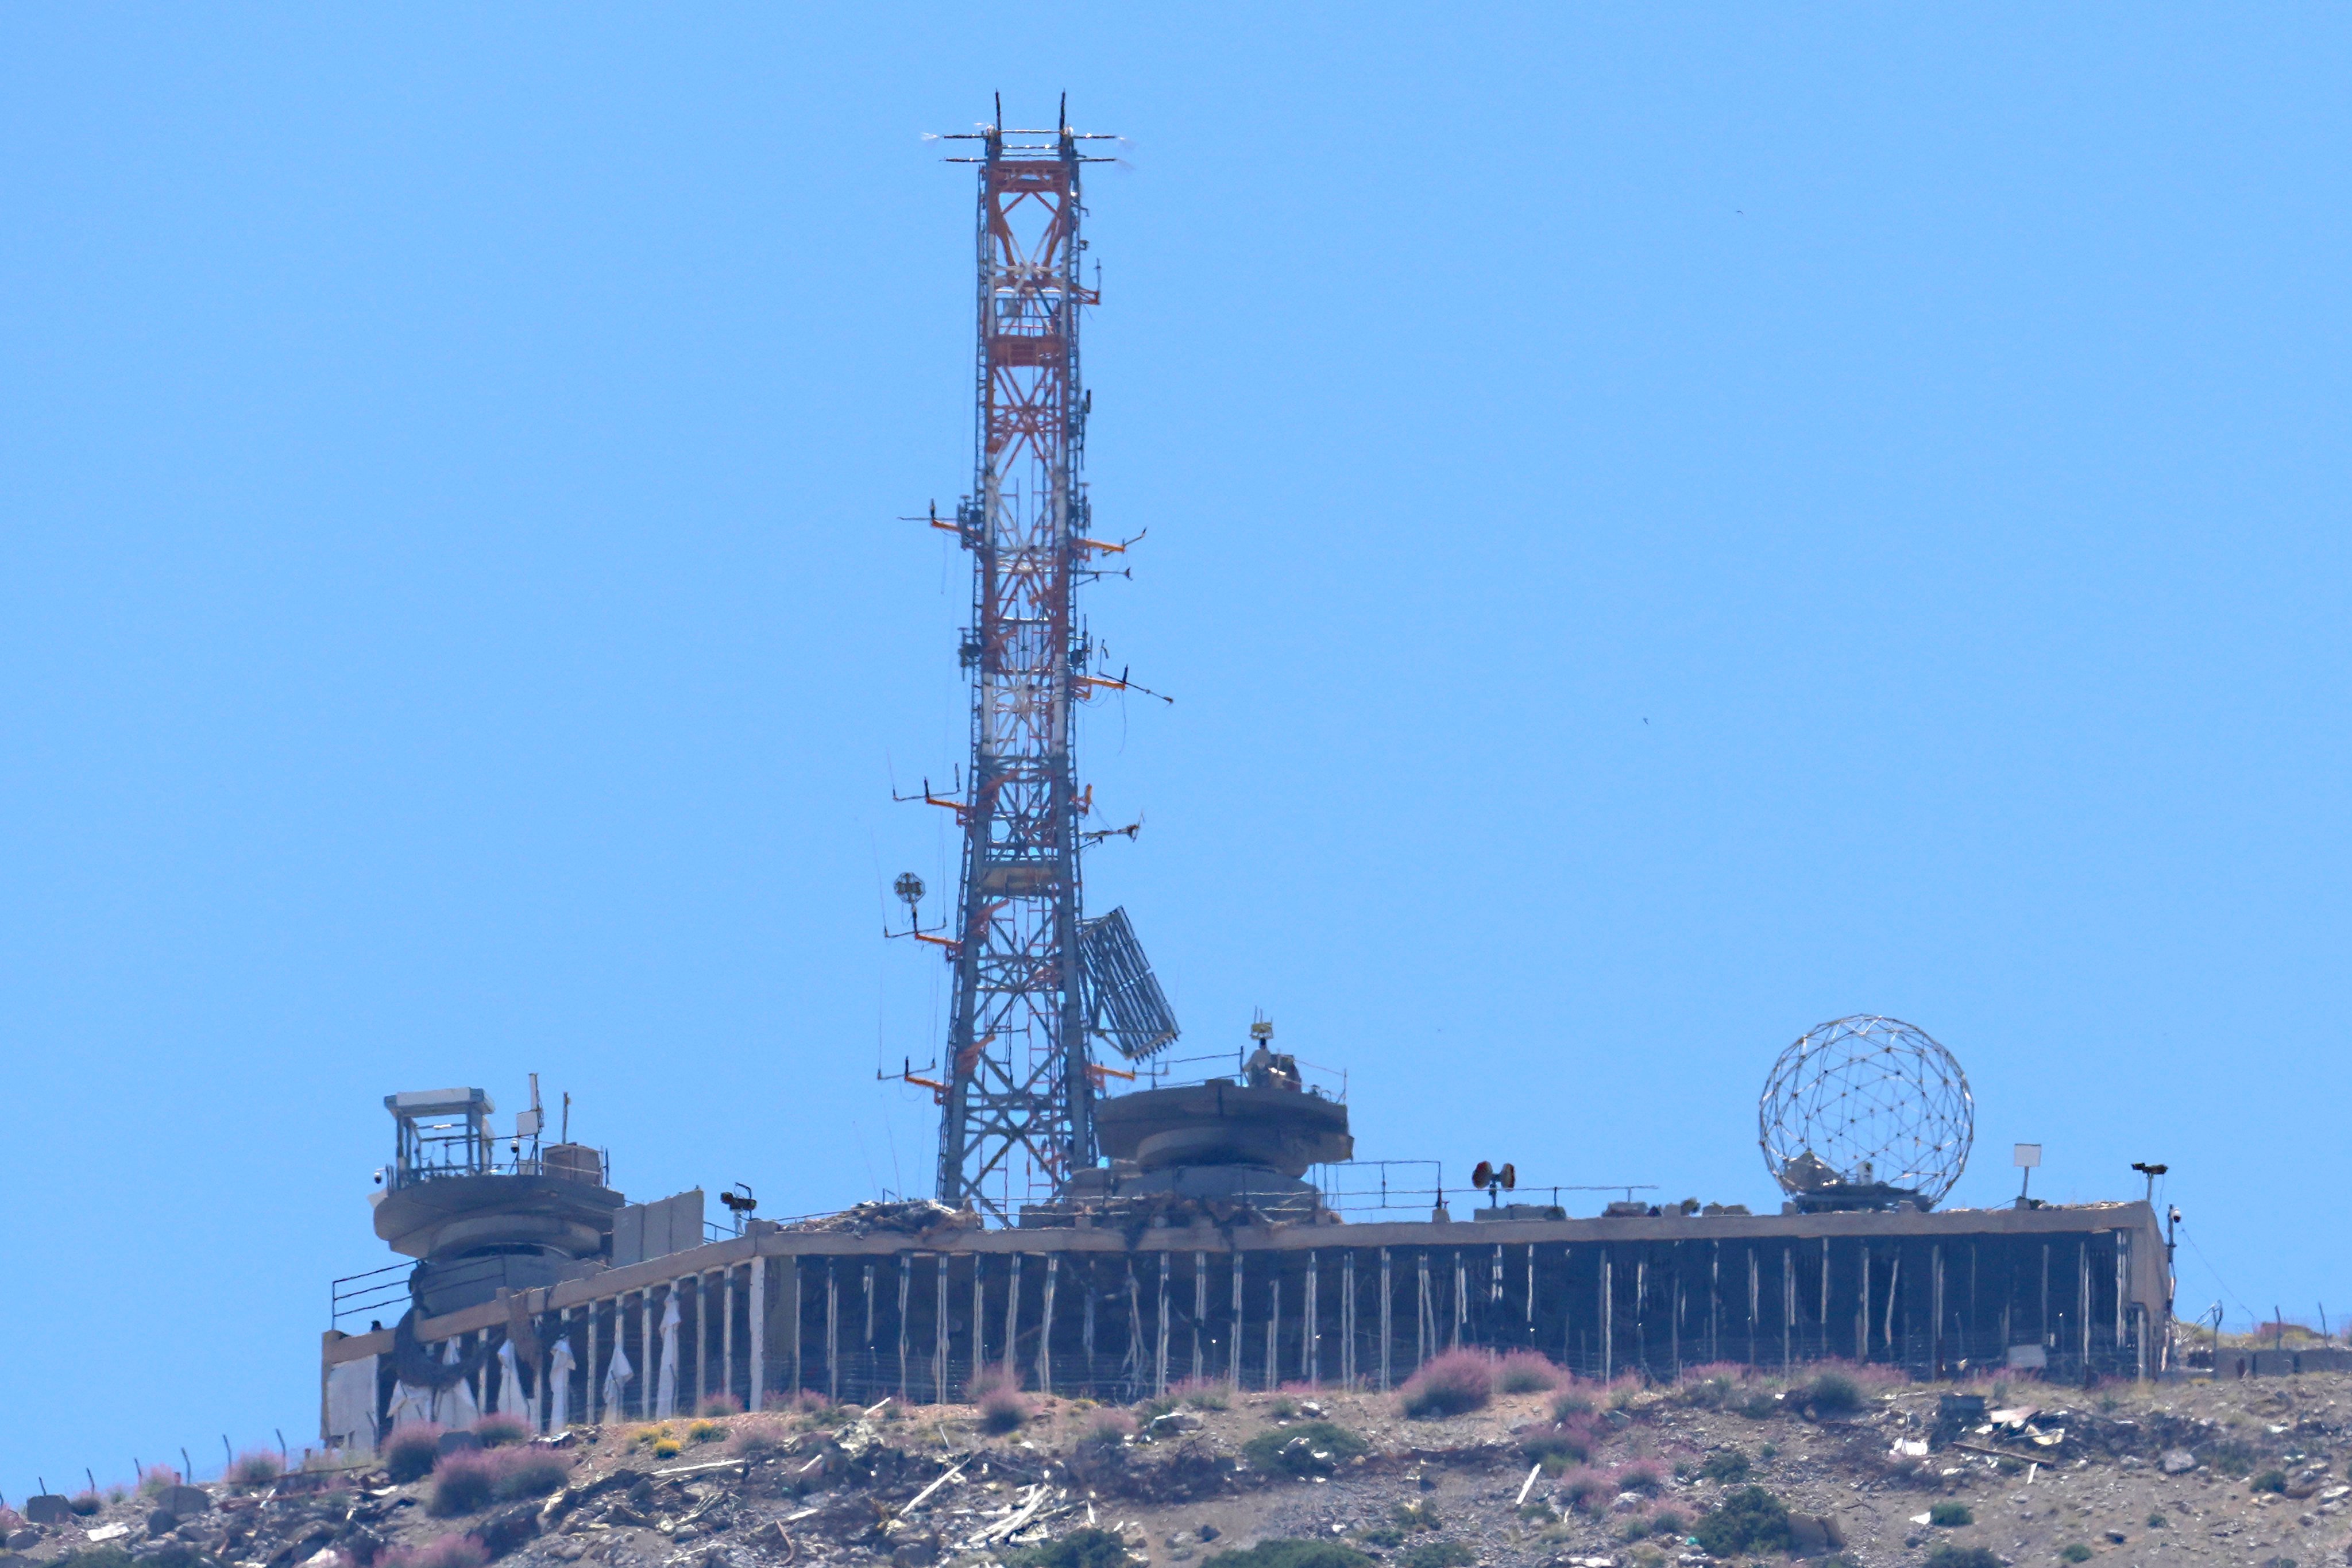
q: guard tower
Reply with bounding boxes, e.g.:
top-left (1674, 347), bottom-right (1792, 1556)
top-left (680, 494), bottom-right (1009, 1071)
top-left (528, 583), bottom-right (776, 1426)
top-left (372, 1086), bottom-right (625, 1316)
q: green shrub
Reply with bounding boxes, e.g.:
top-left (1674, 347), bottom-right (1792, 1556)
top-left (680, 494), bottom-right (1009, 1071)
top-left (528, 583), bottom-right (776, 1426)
top-left (67, 1494), bottom-right (102, 1516)
top-left (1204, 1542), bottom-right (1372, 1568)
top-left (1397, 1544), bottom-right (1472, 1568)
top-left (2059, 1546), bottom-right (2092, 1565)
top-left (1805, 1370), bottom-right (1862, 1415)
top-left (1691, 1486), bottom-right (1793, 1557)
top-left (1923, 1547), bottom-right (2001, 1568)
top-left (1006, 1528), bottom-right (1132, 1568)
top-left (1739, 1390), bottom-right (1783, 1419)
top-left (1697, 1449), bottom-right (1750, 1482)
top-left (1675, 1363), bottom-right (1749, 1409)
top-left (1173, 1378), bottom-right (1230, 1411)
top-left (2145, 1512), bottom-right (2166, 1528)
top-left (2200, 1438), bottom-right (2257, 1477)
top-left (2251, 1468), bottom-right (2288, 1494)
top-left (1549, 1389), bottom-right (1596, 1421)
top-left (1617, 1504), bottom-right (1692, 1543)
top-left (1266, 1396), bottom-right (1297, 1419)
top-left (1928, 1501), bottom-right (1972, 1527)
top-left (1520, 1424), bottom-right (1594, 1468)
top-left (1242, 1420), bottom-right (1367, 1479)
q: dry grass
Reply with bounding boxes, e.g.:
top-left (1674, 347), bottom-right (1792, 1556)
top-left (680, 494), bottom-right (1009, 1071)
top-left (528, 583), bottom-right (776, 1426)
top-left (470, 1414), bottom-right (529, 1449)
top-left (383, 1534), bottom-right (488, 1568)
top-left (492, 1449), bottom-right (571, 1501)
top-left (229, 1450), bottom-right (283, 1488)
top-left (427, 1452), bottom-right (497, 1517)
top-left (971, 1372), bottom-right (1033, 1434)
top-left (724, 1416), bottom-right (792, 1457)
top-left (384, 1426), bottom-right (443, 1485)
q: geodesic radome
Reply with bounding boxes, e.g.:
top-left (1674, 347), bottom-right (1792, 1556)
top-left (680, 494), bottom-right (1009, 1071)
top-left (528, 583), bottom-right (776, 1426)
top-left (1758, 1015), bottom-right (1973, 1206)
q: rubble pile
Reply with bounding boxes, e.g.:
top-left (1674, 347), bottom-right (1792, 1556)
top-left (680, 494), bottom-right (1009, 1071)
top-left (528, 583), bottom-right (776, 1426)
top-left (785, 1203), bottom-right (982, 1239)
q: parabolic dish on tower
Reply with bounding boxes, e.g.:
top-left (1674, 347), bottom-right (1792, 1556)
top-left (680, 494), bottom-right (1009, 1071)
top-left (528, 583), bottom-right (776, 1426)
top-left (1758, 1015), bottom-right (1973, 1210)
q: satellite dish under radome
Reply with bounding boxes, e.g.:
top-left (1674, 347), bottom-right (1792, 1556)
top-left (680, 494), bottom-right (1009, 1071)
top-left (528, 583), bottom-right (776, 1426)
top-left (1758, 1015), bottom-right (1974, 1212)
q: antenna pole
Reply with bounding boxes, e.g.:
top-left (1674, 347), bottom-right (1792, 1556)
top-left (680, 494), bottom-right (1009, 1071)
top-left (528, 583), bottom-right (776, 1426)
top-left (917, 101), bottom-right (1108, 1222)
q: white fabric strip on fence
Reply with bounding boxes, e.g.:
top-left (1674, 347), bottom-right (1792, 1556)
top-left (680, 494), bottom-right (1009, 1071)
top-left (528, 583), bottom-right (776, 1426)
top-left (434, 1339), bottom-right (481, 1429)
top-left (655, 1286), bottom-right (683, 1419)
top-left (547, 1336), bottom-right (576, 1430)
top-left (387, 1380), bottom-right (433, 1430)
top-left (603, 1329), bottom-right (635, 1416)
top-left (495, 1338), bottom-right (519, 1416)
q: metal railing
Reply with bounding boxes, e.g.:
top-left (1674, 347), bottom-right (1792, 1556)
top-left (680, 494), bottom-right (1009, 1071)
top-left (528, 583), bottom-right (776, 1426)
top-left (390, 1146), bottom-right (609, 1189)
top-left (1311, 1163), bottom-right (1661, 1218)
top-left (1123, 1049), bottom-right (1348, 1102)
top-left (331, 1261), bottom-right (416, 1328)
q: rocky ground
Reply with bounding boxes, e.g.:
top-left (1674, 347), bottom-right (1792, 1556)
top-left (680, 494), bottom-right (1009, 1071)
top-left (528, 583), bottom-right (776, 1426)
top-left (11, 1369), bottom-right (2352, 1568)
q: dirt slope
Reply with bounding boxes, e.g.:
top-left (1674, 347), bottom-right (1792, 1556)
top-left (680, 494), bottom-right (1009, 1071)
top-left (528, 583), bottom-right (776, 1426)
top-left (11, 1370), bottom-right (2351, 1568)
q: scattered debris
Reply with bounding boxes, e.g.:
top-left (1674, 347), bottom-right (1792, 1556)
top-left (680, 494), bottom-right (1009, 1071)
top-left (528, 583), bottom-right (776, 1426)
top-left (783, 1200), bottom-right (979, 1237)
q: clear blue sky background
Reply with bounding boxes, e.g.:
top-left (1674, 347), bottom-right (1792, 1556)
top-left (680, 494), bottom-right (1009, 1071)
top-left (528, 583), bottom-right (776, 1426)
top-left (3, 3), bottom-right (2347, 1498)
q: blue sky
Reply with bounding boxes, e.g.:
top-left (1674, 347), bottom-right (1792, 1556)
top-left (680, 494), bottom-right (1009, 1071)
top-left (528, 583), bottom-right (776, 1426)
top-left (4, 4), bottom-right (2349, 1497)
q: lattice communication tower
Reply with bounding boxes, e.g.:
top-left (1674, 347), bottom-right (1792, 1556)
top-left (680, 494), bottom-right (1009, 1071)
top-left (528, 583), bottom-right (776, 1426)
top-left (899, 100), bottom-right (1179, 1222)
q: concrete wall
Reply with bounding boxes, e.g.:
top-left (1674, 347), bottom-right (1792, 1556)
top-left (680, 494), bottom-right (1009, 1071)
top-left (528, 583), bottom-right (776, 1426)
top-left (611, 1188), bottom-right (705, 1268)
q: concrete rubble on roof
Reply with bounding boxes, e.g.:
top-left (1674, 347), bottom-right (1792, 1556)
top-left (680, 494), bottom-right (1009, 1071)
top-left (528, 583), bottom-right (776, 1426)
top-left (784, 1199), bottom-right (980, 1237)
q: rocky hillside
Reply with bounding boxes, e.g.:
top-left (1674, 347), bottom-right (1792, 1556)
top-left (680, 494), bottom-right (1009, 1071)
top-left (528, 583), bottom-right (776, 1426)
top-left (8, 1362), bottom-right (2351, 1568)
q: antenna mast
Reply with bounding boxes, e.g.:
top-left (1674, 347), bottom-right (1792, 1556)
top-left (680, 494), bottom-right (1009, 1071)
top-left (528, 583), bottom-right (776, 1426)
top-left (915, 99), bottom-right (1121, 1220)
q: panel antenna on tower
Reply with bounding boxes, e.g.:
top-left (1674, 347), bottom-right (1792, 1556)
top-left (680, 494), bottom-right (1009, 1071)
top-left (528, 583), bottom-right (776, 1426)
top-left (1079, 906), bottom-right (1180, 1061)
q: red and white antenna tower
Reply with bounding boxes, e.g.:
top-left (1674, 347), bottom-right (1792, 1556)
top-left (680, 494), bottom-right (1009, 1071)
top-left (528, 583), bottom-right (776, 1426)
top-left (894, 98), bottom-right (1176, 1222)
